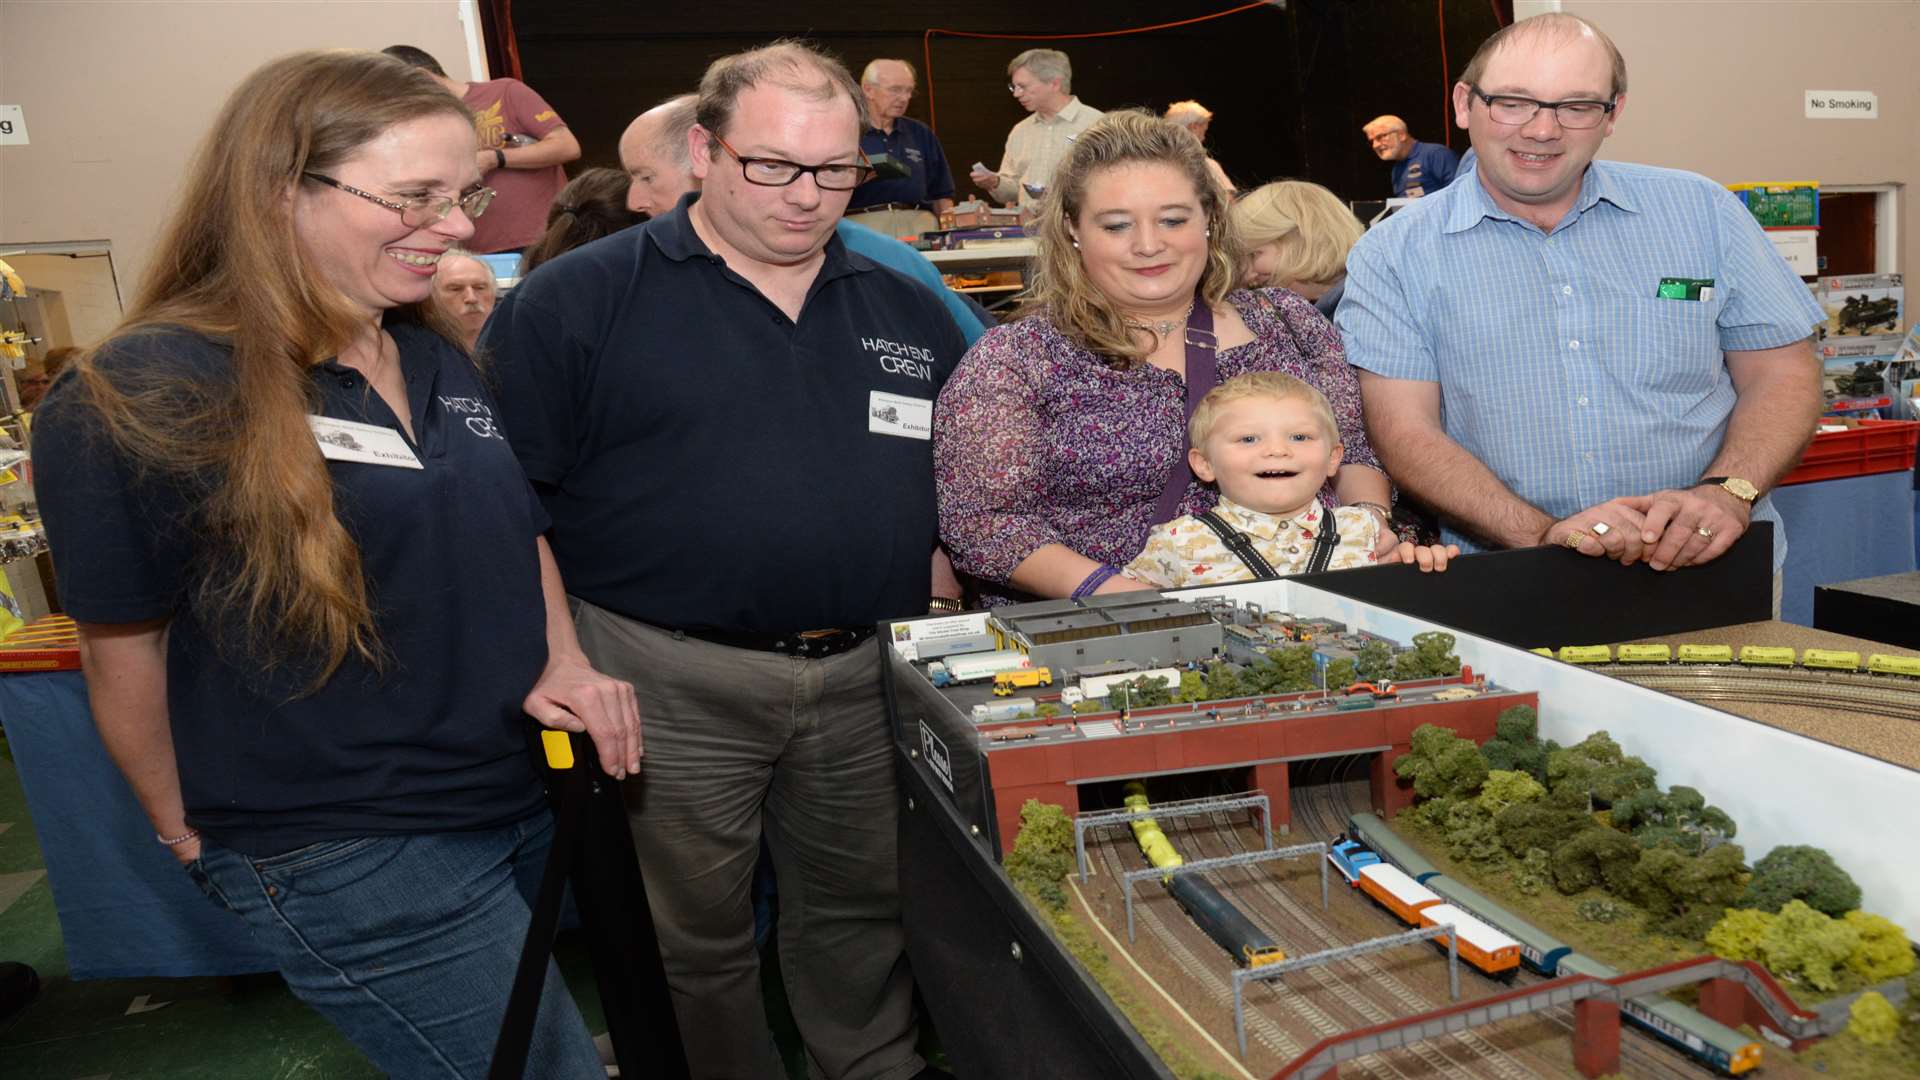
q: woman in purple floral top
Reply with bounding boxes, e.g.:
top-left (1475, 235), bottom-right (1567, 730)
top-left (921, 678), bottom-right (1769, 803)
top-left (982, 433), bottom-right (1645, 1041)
top-left (934, 111), bottom-right (1395, 604)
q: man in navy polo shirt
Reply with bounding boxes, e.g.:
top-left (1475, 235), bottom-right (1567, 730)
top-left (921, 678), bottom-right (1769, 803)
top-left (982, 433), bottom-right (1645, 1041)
top-left (484, 41), bottom-right (960, 1080)
top-left (846, 58), bottom-right (955, 239)
top-left (1364, 114), bottom-right (1460, 198)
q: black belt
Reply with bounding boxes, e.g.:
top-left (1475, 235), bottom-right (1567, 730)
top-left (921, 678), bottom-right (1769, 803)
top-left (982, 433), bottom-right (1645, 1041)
top-left (848, 202), bottom-right (926, 213)
top-left (673, 625), bottom-right (877, 658)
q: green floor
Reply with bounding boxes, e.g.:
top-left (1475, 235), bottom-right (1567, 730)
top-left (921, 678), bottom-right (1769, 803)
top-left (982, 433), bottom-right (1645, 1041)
top-left (0, 747), bottom-right (849, 1079)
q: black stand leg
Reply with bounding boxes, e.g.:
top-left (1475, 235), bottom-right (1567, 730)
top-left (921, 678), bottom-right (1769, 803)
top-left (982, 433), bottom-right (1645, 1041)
top-left (490, 730), bottom-right (689, 1080)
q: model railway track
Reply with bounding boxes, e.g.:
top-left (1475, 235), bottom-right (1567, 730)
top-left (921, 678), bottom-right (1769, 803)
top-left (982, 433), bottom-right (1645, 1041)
top-left (1190, 814), bottom-right (1541, 1080)
top-left (1293, 760), bottom-right (1709, 1080)
top-left (1092, 833), bottom-right (1310, 1065)
top-left (1602, 665), bottom-right (1920, 721)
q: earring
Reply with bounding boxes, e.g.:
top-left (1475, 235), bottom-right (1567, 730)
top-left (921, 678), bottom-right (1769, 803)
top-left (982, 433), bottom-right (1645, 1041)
top-left (1204, 228), bottom-right (1212, 238)
top-left (1071, 239), bottom-right (1080, 249)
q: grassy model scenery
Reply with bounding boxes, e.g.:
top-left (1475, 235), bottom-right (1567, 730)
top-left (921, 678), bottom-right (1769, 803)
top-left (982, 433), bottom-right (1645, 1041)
top-left (1391, 707), bottom-right (1919, 1076)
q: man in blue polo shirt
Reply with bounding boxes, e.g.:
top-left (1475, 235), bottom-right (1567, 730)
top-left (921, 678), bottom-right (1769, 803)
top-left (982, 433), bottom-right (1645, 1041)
top-left (485, 41), bottom-right (958, 1080)
top-left (1363, 114), bottom-right (1459, 198)
top-left (1340, 13), bottom-right (1823, 578)
top-left (846, 58), bottom-right (955, 238)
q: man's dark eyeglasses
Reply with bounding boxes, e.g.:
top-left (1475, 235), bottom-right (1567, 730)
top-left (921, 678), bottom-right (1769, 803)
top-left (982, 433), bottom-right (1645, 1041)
top-left (1468, 86), bottom-right (1616, 130)
top-left (302, 173), bottom-right (495, 227)
top-left (709, 133), bottom-right (873, 191)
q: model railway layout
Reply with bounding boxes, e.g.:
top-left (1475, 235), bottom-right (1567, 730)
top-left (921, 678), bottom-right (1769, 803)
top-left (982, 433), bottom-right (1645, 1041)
top-left (1345, 814), bottom-right (1764, 1076)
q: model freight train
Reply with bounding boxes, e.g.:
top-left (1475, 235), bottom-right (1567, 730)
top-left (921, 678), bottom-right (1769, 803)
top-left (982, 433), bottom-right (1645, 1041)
top-left (1123, 785), bottom-right (1285, 969)
top-left (1326, 839), bottom-right (1520, 976)
top-left (1539, 643), bottom-right (1920, 677)
top-left (1345, 814), bottom-right (1762, 1075)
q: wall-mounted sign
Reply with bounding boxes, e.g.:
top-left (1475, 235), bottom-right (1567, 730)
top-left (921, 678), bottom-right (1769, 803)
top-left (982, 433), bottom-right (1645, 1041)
top-left (0, 106), bottom-right (28, 145)
top-left (1805, 90), bottom-right (1878, 119)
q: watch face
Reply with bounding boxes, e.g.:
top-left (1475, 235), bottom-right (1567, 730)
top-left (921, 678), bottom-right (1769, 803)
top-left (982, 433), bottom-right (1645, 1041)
top-left (1724, 478), bottom-right (1759, 501)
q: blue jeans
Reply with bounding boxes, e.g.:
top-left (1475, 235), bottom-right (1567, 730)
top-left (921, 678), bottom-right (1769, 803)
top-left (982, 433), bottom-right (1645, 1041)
top-left (189, 812), bottom-right (602, 1079)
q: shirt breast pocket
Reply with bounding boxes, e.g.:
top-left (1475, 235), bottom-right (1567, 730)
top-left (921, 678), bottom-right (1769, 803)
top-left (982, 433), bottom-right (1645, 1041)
top-left (1624, 296), bottom-right (1722, 397)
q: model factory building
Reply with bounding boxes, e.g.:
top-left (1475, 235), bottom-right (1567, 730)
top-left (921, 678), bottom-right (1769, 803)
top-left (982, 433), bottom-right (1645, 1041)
top-left (992, 593), bottom-right (1223, 673)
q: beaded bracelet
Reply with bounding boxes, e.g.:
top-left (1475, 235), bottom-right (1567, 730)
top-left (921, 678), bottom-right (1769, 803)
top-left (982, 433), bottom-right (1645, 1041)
top-left (1071, 564), bottom-right (1120, 600)
top-left (156, 828), bottom-right (200, 847)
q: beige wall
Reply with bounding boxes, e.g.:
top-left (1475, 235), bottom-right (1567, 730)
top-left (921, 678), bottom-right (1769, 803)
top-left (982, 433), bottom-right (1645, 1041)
top-left (1551, 1), bottom-right (1918, 274)
top-left (0, 1), bottom-right (478, 299)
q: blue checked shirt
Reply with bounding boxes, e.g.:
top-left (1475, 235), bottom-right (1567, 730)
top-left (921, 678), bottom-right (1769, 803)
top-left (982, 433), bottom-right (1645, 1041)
top-left (1338, 159), bottom-right (1824, 562)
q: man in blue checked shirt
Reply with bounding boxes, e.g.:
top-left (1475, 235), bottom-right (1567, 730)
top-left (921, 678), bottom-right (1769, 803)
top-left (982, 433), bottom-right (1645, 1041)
top-left (1339, 13), bottom-right (1823, 578)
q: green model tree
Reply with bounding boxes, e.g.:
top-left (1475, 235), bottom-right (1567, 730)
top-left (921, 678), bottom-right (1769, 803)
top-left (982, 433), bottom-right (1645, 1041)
top-left (1610, 784), bottom-right (1738, 854)
top-left (1176, 671), bottom-right (1208, 704)
top-left (1204, 661), bottom-right (1244, 701)
top-left (1324, 657), bottom-right (1356, 690)
top-left (1546, 731), bottom-right (1657, 811)
top-left (1705, 907), bottom-right (1774, 962)
top-left (1627, 842), bottom-right (1748, 937)
top-left (1843, 910), bottom-right (1918, 982)
top-left (1846, 991), bottom-right (1900, 1046)
top-left (1441, 801), bottom-right (1506, 865)
top-left (1552, 827), bottom-right (1642, 895)
top-left (1354, 639), bottom-right (1395, 683)
top-left (1760, 899), bottom-right (1861, 992)
top-left (1035, 702), bottom-right (1060, 720)
top-left (1475, 769), bottom-right (1546, 817)
top-left (1264, 644), bottom-right (1317, 692)
top-left (1494, 801), bottom-right (1595, 858)
top-left (1394, 724), bottom-right (1489, 803)
top-left (1393, 631), bottom-right (1462, 679)
top-left (1513, 847), bottom-right (1553, 896)
top-left (1741, 845), bottom-right (1863, 917)
top-left (1005, 800), bottom-right (1075, 911)
top-left (1480, 704), bottom-right (1551, 783)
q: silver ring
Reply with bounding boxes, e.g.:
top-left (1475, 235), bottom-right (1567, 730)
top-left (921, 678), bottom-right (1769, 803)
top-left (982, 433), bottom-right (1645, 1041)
top-left (1697, 526), bottom-right (1714, 539)
top-left (1590, 522), bottom-right (1611, 537)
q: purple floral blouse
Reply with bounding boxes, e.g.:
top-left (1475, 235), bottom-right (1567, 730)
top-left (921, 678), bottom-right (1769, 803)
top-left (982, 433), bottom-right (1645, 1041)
top-left (933, 286), bottom-right (1380, 603)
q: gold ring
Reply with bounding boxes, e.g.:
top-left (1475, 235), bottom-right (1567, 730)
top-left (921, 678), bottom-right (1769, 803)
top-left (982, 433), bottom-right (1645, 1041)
top-left (1697, 526), bottom-right (1714, 539)
top-left (1563, 530), bottom-right (1590, 549)
top-left (1591, 521), bottom-right (1612, 537)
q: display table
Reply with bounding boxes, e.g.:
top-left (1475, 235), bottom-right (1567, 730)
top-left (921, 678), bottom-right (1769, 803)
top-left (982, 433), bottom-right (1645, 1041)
top-left (1813, 569), bottom-right (1920, 651)
top-left (0, 670), bottom-right (275, 978)
top-left (1770, 471), bottom-right (1918, 626)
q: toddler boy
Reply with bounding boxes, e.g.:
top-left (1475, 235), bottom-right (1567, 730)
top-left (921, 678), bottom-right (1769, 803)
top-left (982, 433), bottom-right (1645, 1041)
top-left (1125, 372), bottom-right (1458, 588)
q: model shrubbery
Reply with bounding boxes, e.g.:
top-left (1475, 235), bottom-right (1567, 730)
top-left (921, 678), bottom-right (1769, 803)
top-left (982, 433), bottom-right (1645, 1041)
top-left (1740, 845), bottom-right (1862, 917)
top-left (1006, 799), bottom-right (1075, 911)
top-left (1706, 902), bottom-right (1916, 991)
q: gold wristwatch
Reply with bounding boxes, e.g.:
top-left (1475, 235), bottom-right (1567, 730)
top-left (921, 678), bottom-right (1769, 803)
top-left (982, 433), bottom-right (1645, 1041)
top-left (1699, 476), bottom-right (1759, 504)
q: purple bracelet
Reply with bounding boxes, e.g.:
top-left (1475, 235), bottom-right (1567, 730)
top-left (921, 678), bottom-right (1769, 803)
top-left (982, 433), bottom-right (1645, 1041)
top-left (1071, 564), bottom-right (1121, 600)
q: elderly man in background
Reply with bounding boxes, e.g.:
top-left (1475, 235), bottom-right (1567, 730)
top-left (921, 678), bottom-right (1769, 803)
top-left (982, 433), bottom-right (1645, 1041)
top-left (1363, 113), bottom-right (1459, 198)
top-left (1164, 99), bottom-right (1233, 194)
top-left (430, 249), bottom-right (497, 353)
top-left (968, 48), bottom-right (1102, 210)
top-left (616, 92), bottom-right (991, 346)
top-left (1340, 13), bottom-right (1823, 583)
top-left (846, 59), bottom-right (955, 238)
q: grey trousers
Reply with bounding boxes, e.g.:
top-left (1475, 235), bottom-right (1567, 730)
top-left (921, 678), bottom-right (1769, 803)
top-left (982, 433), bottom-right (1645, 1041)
top-left (573, 601), bottom-right (922, 1080)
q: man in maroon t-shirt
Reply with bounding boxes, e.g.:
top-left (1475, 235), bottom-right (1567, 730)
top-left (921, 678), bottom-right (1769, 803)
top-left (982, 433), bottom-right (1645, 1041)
top-left (383, 46), bottom-right (581, 255)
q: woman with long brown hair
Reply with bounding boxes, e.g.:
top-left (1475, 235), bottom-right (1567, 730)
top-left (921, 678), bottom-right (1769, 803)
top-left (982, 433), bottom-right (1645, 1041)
top-left (31, 51), bottom-right (634, 1077)
top-left (517, 166), bottom-right (642, 275)
top-left (933, 110), bottom-right (1397, 604)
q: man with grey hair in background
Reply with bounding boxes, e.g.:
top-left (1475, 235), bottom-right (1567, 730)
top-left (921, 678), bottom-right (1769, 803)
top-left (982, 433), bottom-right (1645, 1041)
top-left (845, 58), bottom-right (955, 238)
top-left (428, 249), bottom-right (497, 353)
top-left (968, 47), bottom-right (1102, 209)
top-left (1165, 99), bottom-right (1234, 193)
top-left (618, 93), bottom-right (701, 218)
top-left (488, 40), bottom-right (961, 1080)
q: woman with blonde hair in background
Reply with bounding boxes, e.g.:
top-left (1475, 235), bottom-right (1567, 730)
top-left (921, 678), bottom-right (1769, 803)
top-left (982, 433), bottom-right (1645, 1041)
top-left (31, 50), bottom-right (635, 1078)
top-left (1233, 179), bottom-right (1367, 318)
top-left (935, 111), bottom-right (1396, 607)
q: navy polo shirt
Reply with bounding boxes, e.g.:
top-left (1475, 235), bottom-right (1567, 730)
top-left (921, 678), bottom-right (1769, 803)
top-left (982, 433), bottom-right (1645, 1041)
top-left (33, 323), bottom-right (550, 856)
top-left (482, 193), bottom-right (966, 634)
top-left (1392, 140), bottom-right (1460, 198)
top-left (850, 117), bottom-right (956, 209)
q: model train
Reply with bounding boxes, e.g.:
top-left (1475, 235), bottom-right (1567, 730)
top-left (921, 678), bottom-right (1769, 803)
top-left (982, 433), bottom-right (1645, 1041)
top-left (1535, 643), bottom-right (1920, 677)
top-left (1345, 813), bottom-right (1762, 1075)
top-left (1123, 785), bottom-right (1285, 969)
top-left (1325, 839), bottom-right (1520, 976)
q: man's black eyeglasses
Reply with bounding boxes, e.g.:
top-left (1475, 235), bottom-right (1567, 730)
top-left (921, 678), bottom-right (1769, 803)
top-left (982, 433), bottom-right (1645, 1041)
top-left (303, 173), bottom-right (495, 227)
top-left (709, 133), bottom-right (873, 191)
top-left (1467, 86), bottom-right (1616, 130)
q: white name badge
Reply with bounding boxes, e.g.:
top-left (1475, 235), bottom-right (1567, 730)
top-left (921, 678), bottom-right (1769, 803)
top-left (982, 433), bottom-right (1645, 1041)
top-left (308, 415), bottom-right (423, 469)
top-left (868, 391), bottom-right (933, 440)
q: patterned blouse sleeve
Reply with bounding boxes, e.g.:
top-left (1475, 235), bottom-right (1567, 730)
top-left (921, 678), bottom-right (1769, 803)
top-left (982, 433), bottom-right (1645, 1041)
top-left (934, 324), bottom-right (1068, 584)
top-left (1258, 287), bottom-right (1382, 474)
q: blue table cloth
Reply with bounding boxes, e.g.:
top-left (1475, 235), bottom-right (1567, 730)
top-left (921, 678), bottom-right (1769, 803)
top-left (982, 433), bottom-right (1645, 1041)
top-left (1771, 471), bottom-right (1918, 626)
top-left (0, 670), bottom-right (275, 978)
